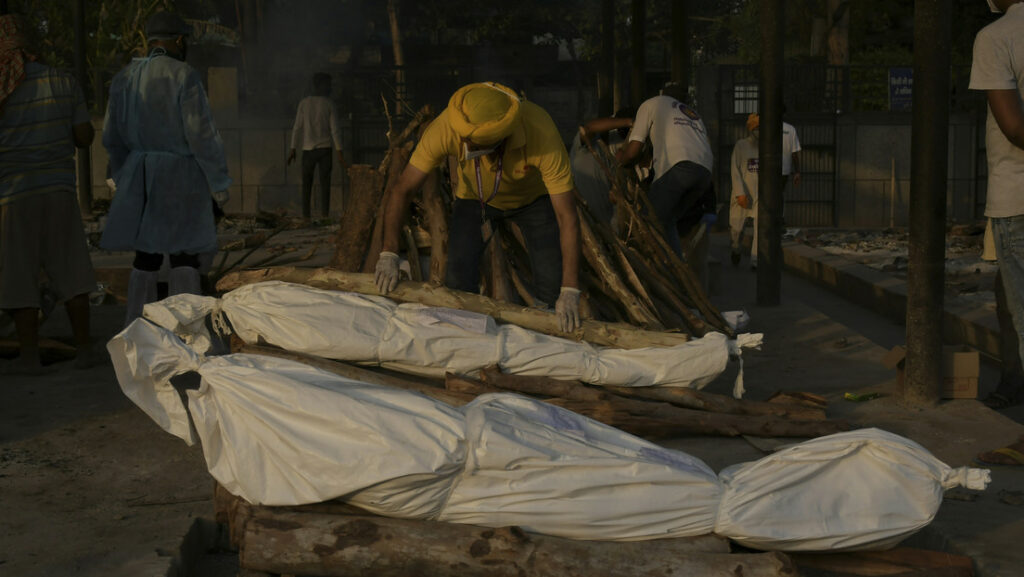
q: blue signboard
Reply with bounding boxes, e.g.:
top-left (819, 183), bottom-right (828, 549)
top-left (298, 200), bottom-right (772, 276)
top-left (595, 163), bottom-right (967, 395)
top-left (889, 67), bottom-right (913, 112)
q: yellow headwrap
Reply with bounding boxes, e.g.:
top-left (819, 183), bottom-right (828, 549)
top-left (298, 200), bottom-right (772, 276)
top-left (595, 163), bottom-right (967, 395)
top-left (448, 82), bottom-right (521, 146)
top-left (746, 113), bottom-right (760, 132)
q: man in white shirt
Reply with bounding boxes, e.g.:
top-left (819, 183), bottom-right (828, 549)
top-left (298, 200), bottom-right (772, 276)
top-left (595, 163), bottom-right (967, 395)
top-left (288, 73), bottom-right (345, 218)
top-left (730, 114), bottom-right (760, 268)
top-left (969, 0), bottom-right (1024, 416)
top-left (616, 84), bottom-right (714, 258)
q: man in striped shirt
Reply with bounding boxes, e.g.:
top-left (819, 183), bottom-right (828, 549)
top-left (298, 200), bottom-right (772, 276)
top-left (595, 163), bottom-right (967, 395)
top-left (0, 14), bottom-right (97, 373)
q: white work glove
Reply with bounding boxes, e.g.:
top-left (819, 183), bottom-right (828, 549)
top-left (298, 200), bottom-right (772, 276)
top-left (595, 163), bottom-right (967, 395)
top-left (555, 287), bottom-right (581, 333)
top-left (212, 189), bottom-right (229, 205)
top-left (374, 251), bottom-right (401, 294)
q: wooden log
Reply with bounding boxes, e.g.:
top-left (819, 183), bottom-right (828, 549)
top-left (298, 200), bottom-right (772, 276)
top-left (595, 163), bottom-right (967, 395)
top-left (238, 507), bottom-right (796, 577)
top-left (790, 547), bottom-right (974, 576)
top-left (477, 366), bottom-right (825, 420)
top-left (477, 366), bottom-right (604, 401)
top-left (600, 385), bottom-right (826, 421)
top-left (623, 245), bottom-right (707, 335)
top-left (401, 225), bottom-right (422, 282)
top-left (236, 343), bottom-right (474, 407)
top-left (549, 398), bottom-right (848, 439)
top-left (330, 165), bottom-right (385, 271)
top-left (577, 205), bottom-right (664, 330)
top-left (216, 268), bottom-right (694, 350)
top-left (418, 169), bottom-right (447, 285)
top-left (450, 370), bottom-right (845, 439)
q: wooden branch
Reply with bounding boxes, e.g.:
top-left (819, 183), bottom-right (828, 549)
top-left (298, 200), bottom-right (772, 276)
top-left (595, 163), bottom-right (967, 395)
top-left (216, 268), bottom-right (693, 349)
top-left (401, 225), bottom-right (422, 282)
top-left (577, 205), bottom-right (663, 330)
top-left (623, 245), bottom-right (707, 335)
top-left (585, 208), bottom-right (661, 321)
top-left (237, 507), bottom-right (796, 577)
top-left (450, 369), bottom-right (844, 439)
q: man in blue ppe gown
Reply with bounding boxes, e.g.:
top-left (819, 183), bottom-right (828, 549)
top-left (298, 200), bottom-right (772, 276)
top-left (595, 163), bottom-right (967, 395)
top-left (101, 11), bottom-right (231, 326)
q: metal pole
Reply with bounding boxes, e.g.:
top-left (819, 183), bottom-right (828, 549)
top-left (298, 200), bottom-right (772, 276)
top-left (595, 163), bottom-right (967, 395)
top-left (630, 0), bottom-right (646, 106)
top-left (757, 0), bottom-right (783, 305)
top-left (598, 0), bottom-right (614, 116)
top-left (904, 0), bottom-right (951, 407)
top-left (73, 0), bottom-right (93, 218)
top-left (670, 0), bottom-right (690, 92)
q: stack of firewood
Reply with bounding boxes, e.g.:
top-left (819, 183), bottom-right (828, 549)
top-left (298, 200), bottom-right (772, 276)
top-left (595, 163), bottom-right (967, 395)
top-left (325, 110), bottom-right (732, 338)
top-left (233, 341), bottom-right (848, 441)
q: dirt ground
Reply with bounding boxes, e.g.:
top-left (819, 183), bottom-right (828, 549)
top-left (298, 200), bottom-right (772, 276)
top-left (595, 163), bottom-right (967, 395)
top-left (1, 227), bottom-right (1022, 577)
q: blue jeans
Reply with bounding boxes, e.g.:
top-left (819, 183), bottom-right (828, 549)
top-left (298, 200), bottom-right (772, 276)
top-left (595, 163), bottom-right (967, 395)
top-left (993, 215), bottom-right (1024, 376)
top-left (648, 161), bottom-right (712, 256)
top-left (447, 196), bottom-right (563, 305)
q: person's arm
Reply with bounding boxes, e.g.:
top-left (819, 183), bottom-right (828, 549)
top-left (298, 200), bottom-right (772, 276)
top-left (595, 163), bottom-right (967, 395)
top-left (616, 140), bottom-right (644, 167)
top-left (381, 164), bottom-right (430, 253)
top-left (374, 163), bottom-right (430, 293)
top-left (329, 101), bottom-right (345, 166)
top-left (790, 150), bottom-right (801, 187)
top-left (582, 117), bottom-right (632, 140)
top-left (988, 89), bottom-right (1024, 150)
top-left (288, 100), bottom-right (304, 165)
top-left (549, 191), bottom-right (580, 290)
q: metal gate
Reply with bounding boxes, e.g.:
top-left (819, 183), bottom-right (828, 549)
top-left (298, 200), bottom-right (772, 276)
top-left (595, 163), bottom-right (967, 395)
top-left (706, 65), bottom-right (840, 227)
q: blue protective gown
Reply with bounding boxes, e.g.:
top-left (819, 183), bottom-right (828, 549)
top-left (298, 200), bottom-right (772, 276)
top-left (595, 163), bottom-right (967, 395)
top-left (101, 50), bottom-right (231, 254)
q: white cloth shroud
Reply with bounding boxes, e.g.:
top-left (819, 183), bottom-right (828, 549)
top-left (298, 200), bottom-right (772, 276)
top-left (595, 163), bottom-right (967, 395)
top-left (143, 281), bottom-right (762, 393)
top-left (108, 318), bottom-right (990, 551)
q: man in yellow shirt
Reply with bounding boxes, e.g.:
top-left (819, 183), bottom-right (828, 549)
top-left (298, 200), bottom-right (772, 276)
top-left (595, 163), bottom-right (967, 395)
top-left (374, 82), bottom-right (581, 332)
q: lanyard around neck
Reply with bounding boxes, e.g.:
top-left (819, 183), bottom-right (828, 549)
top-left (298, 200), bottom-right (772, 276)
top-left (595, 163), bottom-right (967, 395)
top-left (473, 141), bottom-right (505, 213)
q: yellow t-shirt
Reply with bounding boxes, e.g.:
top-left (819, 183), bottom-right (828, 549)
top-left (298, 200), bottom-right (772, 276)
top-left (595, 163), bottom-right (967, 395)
top-left (408, 101), bottom-right (575, 210)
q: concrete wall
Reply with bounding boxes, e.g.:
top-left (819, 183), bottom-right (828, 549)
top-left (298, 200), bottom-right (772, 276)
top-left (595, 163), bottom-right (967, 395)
top-left (834, 111), bottom-right (981, 228)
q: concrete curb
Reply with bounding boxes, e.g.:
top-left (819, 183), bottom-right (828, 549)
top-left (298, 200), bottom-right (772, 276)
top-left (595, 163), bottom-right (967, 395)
top-left (783, 241), bottom-right (1003, 361)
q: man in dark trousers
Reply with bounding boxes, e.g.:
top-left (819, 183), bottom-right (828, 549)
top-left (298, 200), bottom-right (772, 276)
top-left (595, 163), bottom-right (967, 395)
top-left (288, 72), bottom-right (345, 218)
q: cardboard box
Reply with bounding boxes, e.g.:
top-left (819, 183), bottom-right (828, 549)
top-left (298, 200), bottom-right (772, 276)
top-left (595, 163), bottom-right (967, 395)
top-left (881, 345), bottom-right (979, 399)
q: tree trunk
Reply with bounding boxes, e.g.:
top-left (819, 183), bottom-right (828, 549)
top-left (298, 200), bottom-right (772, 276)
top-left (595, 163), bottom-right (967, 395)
top-left (237, 507), bottom-right (796, 577)
top-left (215, 268), bottom-right (694, 350)
top-left (330, 165), bottom-right (385, 271)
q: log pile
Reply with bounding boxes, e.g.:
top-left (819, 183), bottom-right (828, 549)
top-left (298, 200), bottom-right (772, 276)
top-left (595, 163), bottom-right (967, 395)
top-left (324, 112), bottom-right (733, 338)
top-left (214, 485), bottom-right (800, 577)
top-left (232, 342), bottom-right (849, 440)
